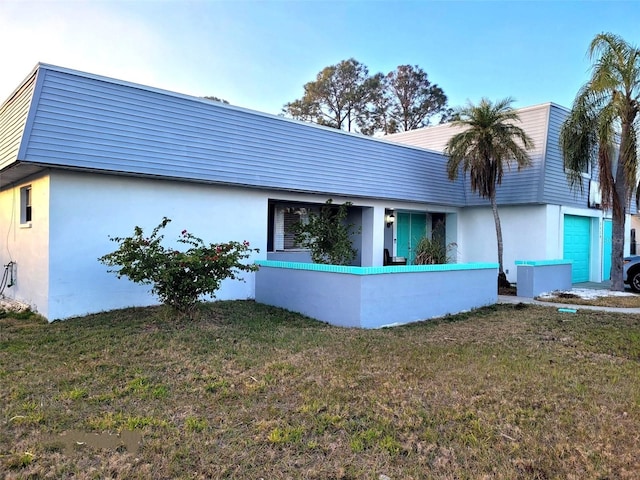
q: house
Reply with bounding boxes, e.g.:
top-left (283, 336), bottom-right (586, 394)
top-left (386, 102), bottom-right (631, 286)
top-left (0, 64), bottom-right (466, 320)
top-left (0, 64), bottom-right (626, 321)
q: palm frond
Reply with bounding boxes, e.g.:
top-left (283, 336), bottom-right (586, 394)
top-left (445, 97), bottom-right (534, 199)
top-left (563, 33), bottom-right (640, 213)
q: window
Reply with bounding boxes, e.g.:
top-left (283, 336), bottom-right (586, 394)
top-left (20, 186), bottom-right (32, 224)
top-left (283, 208), bottom-right (308, 249)
top-left (271, 204), bottom-right (314, 251)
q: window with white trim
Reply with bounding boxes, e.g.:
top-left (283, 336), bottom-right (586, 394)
top-left (274, 206), bottom-right (311, 250)
top-left (268, 203), bottom-right (320, 251)
top-left (20, 186), bottom-right (32, 224)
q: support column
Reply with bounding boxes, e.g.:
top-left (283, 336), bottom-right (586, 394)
top-left (360, 206), bottom-right (386, 266)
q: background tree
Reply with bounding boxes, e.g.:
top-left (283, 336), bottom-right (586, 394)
top-left (560, 33), bottom-right (640, 291)
top-left (445, 98), bottom-right (534, 288)
top-left (203, 96), bottom-right (229, 104)
top-left (283, 58), bottom-right (374, 133)
top-left (283, 60), bottom-right (451, 135)
top-left (383, 65), bottom-right (451, 133)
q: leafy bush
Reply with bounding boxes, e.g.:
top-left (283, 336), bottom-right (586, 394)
top-left (99, 218), bottom-right (259, 315)
top-left (289, 200), bottom-right (359, 265)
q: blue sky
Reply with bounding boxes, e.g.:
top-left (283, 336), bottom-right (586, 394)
top-left (1, 0), bottom-right (639, 116)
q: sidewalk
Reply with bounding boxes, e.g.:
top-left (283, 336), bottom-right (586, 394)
top-left (497, 294), bottom-right (640, 314)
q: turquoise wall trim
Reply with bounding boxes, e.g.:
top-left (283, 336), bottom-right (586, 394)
top-left (254, 260), bottom-right (498, 275)
top-left (515, 259), bottom-right (573, 266)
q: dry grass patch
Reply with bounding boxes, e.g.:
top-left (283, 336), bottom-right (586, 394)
top-left (1, 302), bottom-right (640, 479)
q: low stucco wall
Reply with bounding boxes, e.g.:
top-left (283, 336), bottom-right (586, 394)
top-left (254, 261), bottom-right (498, 328)
top-left (516, 260), bottom-right (573, 298)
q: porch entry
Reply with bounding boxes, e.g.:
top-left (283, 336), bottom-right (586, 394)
top-left (396, 212), bottom-right (426, 265)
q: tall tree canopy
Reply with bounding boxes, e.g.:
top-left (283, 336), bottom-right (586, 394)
top-left (445, 98), bottom-right (534, 287)
top-left (283, 58), bottom-right (379, 133)
top-left (560, 33), bottom-right (640, 291)
top-left (283, 60), bottom-right (450, 135)
top-left (383, 65), bottom-right (451, 134)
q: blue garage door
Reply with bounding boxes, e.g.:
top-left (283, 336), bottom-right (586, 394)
top-left (563, 215), bottom-right (591, 283)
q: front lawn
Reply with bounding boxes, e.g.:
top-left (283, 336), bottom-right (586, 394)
top-left (1, 302), bottom-right (639, 479)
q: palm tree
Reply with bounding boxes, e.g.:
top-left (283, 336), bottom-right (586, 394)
top-left (445, 98), bottom-right (534, 288)
top-left (560, 33), bottom-right (640, 291)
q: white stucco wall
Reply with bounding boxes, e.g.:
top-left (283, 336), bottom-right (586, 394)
top-left (1, 170), bottom-right (463, 320)
top-left (459, 205), bottom-right (560, 283)
top-left (459, 203), bottom-right (623, 283)
top-left (46, 171), bottom-right (267, 320)
top-left (0, 174), bottom-right (50, 313)
top-left (17, 168), bottom-right (602, 317)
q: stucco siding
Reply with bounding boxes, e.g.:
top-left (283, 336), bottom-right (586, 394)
top-left (19, 65), bottom-right (466, 206)
top-left (0, 174), bottom-right (50, 315)
top-left (0, 72), bottom-right (36, 170)
top-left (461, 203), bottom-right (614, 284)
top-left (458, 205), bottom-right (551, 282)
top-left (46, 171), bottom-right (266, 320)
top-left (386, 104), bottom-right (552, 206)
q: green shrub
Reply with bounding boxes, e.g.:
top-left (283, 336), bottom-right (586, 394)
top-left (413, 221), bottom-right (456, 265)
top-left (99, 218), bottom-right (259, 316)
top-left (289, 200), bottom-right (359, 265)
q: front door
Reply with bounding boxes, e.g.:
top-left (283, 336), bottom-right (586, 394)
top-left (563, 215), bottom-right (591, 283)
top-left (397, 212), bottom-right (427, 265)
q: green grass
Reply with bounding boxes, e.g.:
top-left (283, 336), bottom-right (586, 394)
top-left (1, 301), bottom-right (640, 478)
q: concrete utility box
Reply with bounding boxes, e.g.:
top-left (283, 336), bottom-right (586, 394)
top-left (516, 260), bottom-right (573, 298)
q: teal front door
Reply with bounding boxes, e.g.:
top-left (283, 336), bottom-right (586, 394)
top-left (563, 215), bottom-right (591, 283)
top-left (603, 219), bottom-right (612, 281)
top-left (397, 212), bottom-right (427, 265)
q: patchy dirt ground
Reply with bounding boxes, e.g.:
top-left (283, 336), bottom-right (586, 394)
top-left (535, 288), bottom-right (640, 308)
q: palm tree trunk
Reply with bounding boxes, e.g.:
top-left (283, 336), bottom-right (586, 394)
top-left (610, 121), bottom-right (632, 291)
top-left (490, 192), bottom-right (509, 288)
top-left (611, 209), bottom-right (626, 291)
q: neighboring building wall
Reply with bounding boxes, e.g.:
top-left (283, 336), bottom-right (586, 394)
top-left (45, 170), bottom-right (267, 320)
top-left (0, 174), bottom-right (50, 315)
top-left (0, 72), bottom-right (36, 169)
